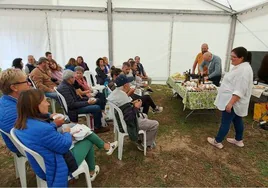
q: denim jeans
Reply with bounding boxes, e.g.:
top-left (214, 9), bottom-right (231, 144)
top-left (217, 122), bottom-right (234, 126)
top-left (77, 105), bottom-right (102, 129)
top-left (215, 108), bottom-right (244, 143)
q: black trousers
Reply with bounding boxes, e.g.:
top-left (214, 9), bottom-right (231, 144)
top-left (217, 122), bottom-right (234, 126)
top-left (131, 94), bottom-right (156, 114)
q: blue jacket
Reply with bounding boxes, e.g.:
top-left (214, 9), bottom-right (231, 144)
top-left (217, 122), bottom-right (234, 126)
top-left (65, 65), bottom-right (76, 71)
top-left (0, 95), bottom-right (19, 153)
top-left (15, 119), bottom-right (72, 187)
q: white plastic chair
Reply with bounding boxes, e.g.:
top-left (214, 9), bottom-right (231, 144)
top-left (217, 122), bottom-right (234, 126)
top-left (54, 87), bottom-right (94, 130)
top-left (29, 76), bottom-right (56, 113)
top-left (0, 128), bottom-right (27, 187)
top-left (108, 101), bottom-right (146, 160)
top-left (10, 128), bottom-right (92, 188)
top-left (84, 71), bottom-right (97, 87)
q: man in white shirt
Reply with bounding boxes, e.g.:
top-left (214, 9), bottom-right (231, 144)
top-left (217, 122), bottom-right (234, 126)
top-left (107, 74), bottom-right (159, 150)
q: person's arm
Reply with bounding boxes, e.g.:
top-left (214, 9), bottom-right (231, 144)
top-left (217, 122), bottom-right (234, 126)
top-left (225, 95), bottom-right (240, 113)
top-left (208, 58), bottom-right (222, 79)
top-left (24, 66), bottom-right (30, 75)
top-left (192, 55), bottom-right (199, 74)
top-left (40, 123), bottom-right (72, 154)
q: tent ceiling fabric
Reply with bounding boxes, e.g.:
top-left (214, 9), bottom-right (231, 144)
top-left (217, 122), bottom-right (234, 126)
top-left (0, 0), bottom-right (267, 12)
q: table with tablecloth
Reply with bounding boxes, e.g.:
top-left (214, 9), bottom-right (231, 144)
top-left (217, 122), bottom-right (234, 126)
top-left (166, 77), bottom-right (218, 111)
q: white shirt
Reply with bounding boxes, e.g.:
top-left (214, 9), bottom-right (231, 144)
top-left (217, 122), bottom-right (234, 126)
top-left (214, 62), bottom-right (253, 117)
top-left (107, 87), bottom-right (132, 107)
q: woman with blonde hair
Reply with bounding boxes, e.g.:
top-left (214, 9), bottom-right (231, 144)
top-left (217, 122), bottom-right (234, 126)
top-left (65, 58), bottom-right (77, 71)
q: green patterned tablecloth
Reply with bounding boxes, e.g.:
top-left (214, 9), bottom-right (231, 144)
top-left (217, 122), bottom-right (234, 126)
top-left (166, 77), bottom-right (217, 110)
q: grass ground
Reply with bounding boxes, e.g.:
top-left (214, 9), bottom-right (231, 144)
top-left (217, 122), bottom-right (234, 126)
top-left (0, 84), bottom-right (267, 187)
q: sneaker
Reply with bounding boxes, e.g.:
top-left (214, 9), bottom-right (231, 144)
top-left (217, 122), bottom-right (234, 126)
top-left (106, 141), bottom-right (118, 155)
top-left (152, 106), bottom-right (163, 114)
top-left (90, 165), bottom-right (100, 181)
top-left (226, 138), bottom-right (244, 147)
top-left (207, 137), bottom-right (224, 149)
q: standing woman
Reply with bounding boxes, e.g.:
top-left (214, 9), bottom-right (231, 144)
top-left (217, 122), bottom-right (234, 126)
top-left (95, 57), bottom-right (107, 85)
top-left (207, 47), bottom-right (253, 149)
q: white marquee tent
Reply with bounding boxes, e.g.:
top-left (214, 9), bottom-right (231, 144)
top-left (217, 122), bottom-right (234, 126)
top-left (0, 0), bottom-right (268, 82)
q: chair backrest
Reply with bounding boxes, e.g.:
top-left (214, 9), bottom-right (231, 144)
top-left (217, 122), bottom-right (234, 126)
top-left (0, 128), bottom-right (27, 156)
top-left (10, 128), bottom-right (46, 172)
top-left (84, 71), bottom-right (97, 87)
top-left (54, 87), bottom-right (68, 114)
top-left (107, 101), bottom-right (128, 133)
top-left (28, 76), bottom-right (37, 89)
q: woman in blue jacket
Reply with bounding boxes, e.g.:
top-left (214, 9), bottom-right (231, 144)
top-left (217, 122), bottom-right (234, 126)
top-left (14, 89), bottom-right (118, 187)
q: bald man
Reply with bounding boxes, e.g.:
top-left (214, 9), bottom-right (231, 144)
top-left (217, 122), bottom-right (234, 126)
top-left (192, 43), bottom-right (209, 74)
top-left (200, 52), bottom-right (222, 86)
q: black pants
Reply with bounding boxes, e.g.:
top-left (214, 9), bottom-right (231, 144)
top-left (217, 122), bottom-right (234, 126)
top-left (131, 94), bottom-right (156, 114)
top-left (209, 75), bottom-right (221, 87)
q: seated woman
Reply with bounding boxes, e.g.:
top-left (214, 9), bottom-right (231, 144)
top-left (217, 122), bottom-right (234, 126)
top-left (95, 58), bottom-right (108, 85)
top-left (14, 89), bottom-right (118, 187)
top-left (77, 56), bottom-right (89, 71)
top-left (49, 60), bottom-right (63, 83)
top-left (103, 56), bottom-right (111, 74)
top-left (110, 67), bottom-right (163, 114)
top-left (57, 70), bottom-right (109, 133)
top-left (65, 58), bottom-right (77, 71)
top-left (74, 66), bottom-right (106, 110)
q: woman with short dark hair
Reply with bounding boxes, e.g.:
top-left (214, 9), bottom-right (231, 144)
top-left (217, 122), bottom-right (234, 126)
top-left (95, 58), bottom-right (108, 85)
top-left (207, 47), bottom-right (253, 149)
top-left (14, 89), bottom-right (118, 187)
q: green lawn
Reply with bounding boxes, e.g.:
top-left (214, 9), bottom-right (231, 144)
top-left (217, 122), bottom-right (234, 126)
top-left (0, 84), bottom-right (267, 187)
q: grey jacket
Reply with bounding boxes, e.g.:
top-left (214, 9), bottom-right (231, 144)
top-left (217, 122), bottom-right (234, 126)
top-left (200, 54), bottom-right (222, 79)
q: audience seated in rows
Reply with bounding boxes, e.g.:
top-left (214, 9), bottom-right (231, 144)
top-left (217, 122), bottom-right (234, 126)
top-left (30, 57), bottom-right (58, 100)
top-left (107, 74), bottom-right (159, 150)
top-left (57, 70), bottom-right (109, 133)
top-left (0, 69), bottom-right (31, 155)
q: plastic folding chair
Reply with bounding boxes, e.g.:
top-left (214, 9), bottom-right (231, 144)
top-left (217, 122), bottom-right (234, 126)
top-left (0, 128), bottom-right (27, 188)
top-left (84, 71), bottom-right (97, 87)
top-left (10, 128), bottom-right (92, 188)
top-left (29, 76), bottom-right (56, 113)
top-left (54, 87), bottom-right (94, 130)
top-left (107, 101), bottom-right (146, 160)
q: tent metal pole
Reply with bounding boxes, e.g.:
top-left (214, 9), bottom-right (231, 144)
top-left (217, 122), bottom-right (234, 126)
top-left (113, 8), bottom-right (231, 16)
top-left (45, 12), bottom-right (52, 52)
top-left (201, 0), bottom-right (235, 13)
top-left (107, 0), bottom-right (114, 66)
top-left (225, 15), bottom-right (237, 72)
top-left (0, 4), bottom-right (106, 12)
top-left (168, 15), bottom-right (174, 77)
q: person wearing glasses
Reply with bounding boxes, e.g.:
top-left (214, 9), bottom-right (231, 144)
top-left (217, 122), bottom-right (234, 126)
top-left (0, 68), bottom-right (31, 155)
top-left (200, 52), bottom-right (222, 86)
top-left (207, 47), bottom-right (253, 149)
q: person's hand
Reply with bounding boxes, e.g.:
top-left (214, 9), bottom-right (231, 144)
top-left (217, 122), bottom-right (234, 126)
top-left (86, 93), bottom-right (91, 98)
top-left (63, 127), bottom-right (71, 133)
top-left (133, 99), bottom-right (142, 108)
top-left (54, 117), bottom-right (65, 127)
top-left (225, 103), bottom-right (233, 113)
top-left (88, 98), bottom-right (96, 105)
top-left (50, 88), bottom-right (55, 92)
top-left (50, 113), bottom-right (57, 119)
top-left (204, 76), bottom-right (209, 81)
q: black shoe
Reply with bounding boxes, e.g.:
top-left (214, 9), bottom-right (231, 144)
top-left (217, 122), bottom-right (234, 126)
top-left (94, 126), bottom-right (110, 133)
top-left (146, 88), bottom-right (154, 93)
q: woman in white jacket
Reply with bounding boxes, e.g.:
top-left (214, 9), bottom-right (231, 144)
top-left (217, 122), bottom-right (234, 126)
top-left (207, 47), bottom-right (253, 149)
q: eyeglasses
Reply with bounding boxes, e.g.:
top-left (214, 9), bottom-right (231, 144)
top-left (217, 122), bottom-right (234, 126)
top-left (12, 80), bottom-right (29, 85)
